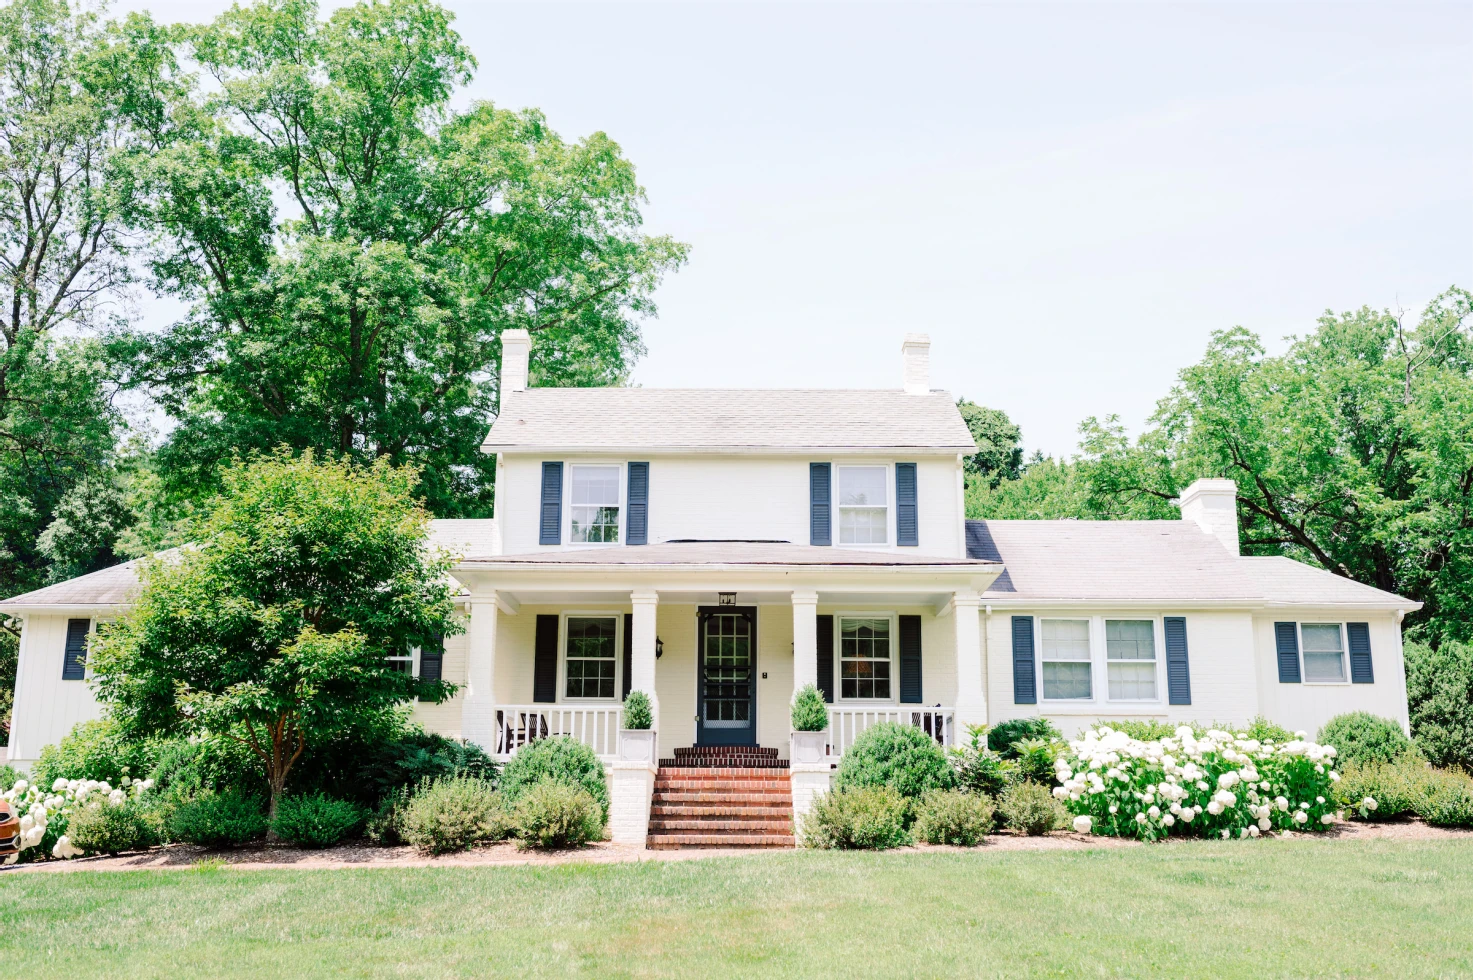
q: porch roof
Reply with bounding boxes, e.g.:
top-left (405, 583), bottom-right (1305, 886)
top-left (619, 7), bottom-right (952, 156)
top-left (455, 541), bottom-right (998, 568)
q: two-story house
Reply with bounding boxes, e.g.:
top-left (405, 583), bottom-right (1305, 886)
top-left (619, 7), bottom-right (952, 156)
top-left (1, 330), bottom-right (1419, 847)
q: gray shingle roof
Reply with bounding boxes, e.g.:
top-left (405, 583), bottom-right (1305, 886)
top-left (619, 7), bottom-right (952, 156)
top-left (461, 541), bottom-right (993, 567)
top-left (967, 519), bottom-right (1416, 607)
top-left (482, 388), bottom-right (978, 453)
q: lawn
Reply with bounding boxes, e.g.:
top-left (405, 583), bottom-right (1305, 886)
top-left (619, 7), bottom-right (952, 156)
top-left (3, 838), bottom-right (1472, 978)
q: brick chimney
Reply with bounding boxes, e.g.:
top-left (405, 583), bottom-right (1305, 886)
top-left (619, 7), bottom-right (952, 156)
top-left (1176, 478), bottom-right (1239, 555)
top-left (499, 329), bottom-right (530, 413)
top-left (902, 334), bottom-right (931, 395)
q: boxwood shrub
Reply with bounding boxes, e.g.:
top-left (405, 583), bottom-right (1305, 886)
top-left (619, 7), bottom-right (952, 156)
top-left (401, 777), bottom-right (508, 855)
top-left (271, 793), bottom-right (365, 848)
top-left (511, 781), bottom-right (604, 849)
top-left (987, 717), bottom-right (1062, 757)
top-left (790, 685), bottom-right (829, 733)
top-left (912, 789), bottom-right (994, 845)
top-left (166, 789), bottom-right (269, 848)
top-left (834, 723), bottom-right (953, 799)
top-left (801, 786), bottom-right (909, 850)
top-left (1318, 713), bottom-right (1416, 770)
top-left (500, 737), bottom-right (609, 820)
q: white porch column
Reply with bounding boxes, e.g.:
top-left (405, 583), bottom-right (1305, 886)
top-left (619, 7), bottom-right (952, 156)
top-left (460, 596), bottom-right (499, 749)
top-left (953, 590), bottom-right (987, 729)
top-left (791, 590), bottom-right (819, 699)
top-left (630, 590), bottom-right (660, 727)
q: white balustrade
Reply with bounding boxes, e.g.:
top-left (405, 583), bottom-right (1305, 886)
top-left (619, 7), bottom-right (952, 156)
top-left (492, 704), bottom-right (623, 760)
top-left (826, 706), bottom-right (956, 758)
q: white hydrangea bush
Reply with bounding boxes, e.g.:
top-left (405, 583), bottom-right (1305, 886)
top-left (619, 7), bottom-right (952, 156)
top-left (1054, 726), bottom-right (1340, 841)
top-left (3, 775), bottom-right (153, 862)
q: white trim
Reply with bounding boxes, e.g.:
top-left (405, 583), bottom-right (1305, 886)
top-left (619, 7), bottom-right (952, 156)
top-left (558, 610), bottom-right (624, 703)
top-left (832, 611), bottom-right (900, 704)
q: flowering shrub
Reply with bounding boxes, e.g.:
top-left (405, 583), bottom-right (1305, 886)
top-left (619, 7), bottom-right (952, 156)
top-left (401, 776), bottom-right (508, 854)
top-left (1053, 726), bottom-right (1340, 841)
top-left (801, 786), bottom-right (910, 850)
top-left (2, 775), bottom-right (154, 862)
top-left (998, 781), bottom-right (1064, 835)
top-left (912, 789), bottom-right (994, 845)
top-left (510, 781), bottom-right (603, 849)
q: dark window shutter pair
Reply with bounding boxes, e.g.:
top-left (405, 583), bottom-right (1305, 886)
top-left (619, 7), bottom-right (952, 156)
top-left (62, 619), bottom-right (90, 680)
top-left (533, 614), bottom-right (559, 702)
top-left (1275, 622), bottom-right (1302, 683)
top-left (539, 463), bottom-right (563, 545)
top-left (1164, 616), bottom-right (1192, 705)
top-left (815, 614), bottom-right (835, 702)
top-left (896, 463), bottom-right (918, 547)
top-left (622, 613), bottom-right (634, 699)
top-left (419, 634), bottom-right (444, 682)
top-left (627, 463), bottom-right (649, 546)
top-left (1011, 616), bottom-right (1036, 704)
top-left (898, 615), bottom-right (923, 703)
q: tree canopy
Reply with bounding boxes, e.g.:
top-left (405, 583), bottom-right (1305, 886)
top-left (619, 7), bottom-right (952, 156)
top-left (90, 450), bottom-right (461, 817)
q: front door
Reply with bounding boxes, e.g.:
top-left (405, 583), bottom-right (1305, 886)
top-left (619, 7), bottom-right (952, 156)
top-left (696, 606), bottom-right (757, 746)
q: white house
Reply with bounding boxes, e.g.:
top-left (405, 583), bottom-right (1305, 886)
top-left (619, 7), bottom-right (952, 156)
top-left (0, 331), bottom-right (1420, 847)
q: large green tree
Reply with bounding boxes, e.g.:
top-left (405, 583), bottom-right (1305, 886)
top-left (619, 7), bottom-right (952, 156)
top-left (90, 450), bottom-right (460, 819)
top-left (123, 0), bottom-right (686, 517)
top-left (0, 0), bottom-right (180, 597)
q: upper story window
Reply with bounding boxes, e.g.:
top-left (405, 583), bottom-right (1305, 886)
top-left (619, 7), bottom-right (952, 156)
top-left (386, 646), bottom-right (414, 676)
top-left (570, 465), bottom-right (620, 543)
top-left (1300, 623), bottom-right (1346, 682)
top-left (839, 616), bottom-right (892, 699)
top-left (1105, 620), bottom-right (1157, 700)
top-left (1040, 618), bottom-right (1091, 700)
top-left (838, 466), bottom-right (887, 545)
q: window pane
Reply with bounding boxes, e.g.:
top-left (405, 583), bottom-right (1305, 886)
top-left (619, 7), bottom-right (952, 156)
top-left (570, 467), bottom-right (620, 543)
top-left (840, 617), bottom-right (891, 699)
top-left (1108, 662), bottom-right (1157, 699)
top-left (565, 617), bottom-right (617, 698)
top-left (839, 467), bottom-right (887, 506)
top-left (1301, 624), bottom-right (1345, 682)
top-left (1041, 619), bottom-right (1091, 661)
top-left (839, 506), bottom-right (887, 544)
top-left (1043, 661), bottom-right (1092, 700)
top-left (1106, 620), bottom-right (1155, 661)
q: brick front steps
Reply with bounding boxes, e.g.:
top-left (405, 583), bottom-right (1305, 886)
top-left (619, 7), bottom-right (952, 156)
top-left (646, 747), bottom-right (795, 849)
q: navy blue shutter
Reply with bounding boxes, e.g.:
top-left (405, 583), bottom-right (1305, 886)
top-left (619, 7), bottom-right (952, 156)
top-left (1164, 616), bottom-right (1191, 705)
top-left (62, 618), bottom-right (89, 680)
top-left (626, 462), bottom-right (649, 545)
top-left (533, 615), bottom-right (559, 702)
top-left (1275, 622), bottom-right (1301, 683)
top-left (418, 633), bottom-right (444, 682)
top-left (810, 463), bottom-right (832, 546)
top-left (1012, 616), bottom-right (1037, 704)
top-left (1347, 622), bottom-right (1374, 684)
top-left (539, 462), bottom-right (563, 545)
top-left (815, 615), bottom-right (835, 703)
top-left (621, 613), bottom-right (634, 699)
top-left (898, 615), bottom-right (923, 703)
top-left (896, 463), bottom-right (918, 547)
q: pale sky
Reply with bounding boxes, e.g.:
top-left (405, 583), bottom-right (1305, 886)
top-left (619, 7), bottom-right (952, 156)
top-left (121, 0), bottom-right (1472, 458)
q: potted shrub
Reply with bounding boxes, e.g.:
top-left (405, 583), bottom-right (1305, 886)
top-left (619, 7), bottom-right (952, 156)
top-left (790, 684), bottom-right (830, 764)
top-left (618, 690), bottom-right (657, 764)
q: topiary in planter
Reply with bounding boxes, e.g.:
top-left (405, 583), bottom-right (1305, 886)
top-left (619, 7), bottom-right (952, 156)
top-left (834, 722), bottom-right (954, 800)
top-left (800, 786), bottom-right (910, 850)
top-left (1318, 712), bottom-right (1416, 770)
top-left (622, 691), bottom-right (653, 730)
top-left (271, 793), bottom-right (365, 848)
top-left (499, 736), bottom-right (609, 820)
top-left (912, 789), bottom-right (994, 846)
top-left (997, 781), bottom-right (1064, 836)
top-left (511, 780), bottom-right (604, 849)
top-left (791, 684), bottom-right (829, 732)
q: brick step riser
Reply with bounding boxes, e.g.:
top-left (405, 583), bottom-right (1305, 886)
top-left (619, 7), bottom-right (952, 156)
top-left (655, 780), bottom-right (791, 789)
top-left (657, 767), bottom-right (791, 777)
top-left (647, 835), bottom-right (794, 849)
top-left (652, 803), bottom-right (791, 813)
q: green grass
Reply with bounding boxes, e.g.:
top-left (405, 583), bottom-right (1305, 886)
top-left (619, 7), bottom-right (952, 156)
top-left (3, 839), bottom-right (1472, 977)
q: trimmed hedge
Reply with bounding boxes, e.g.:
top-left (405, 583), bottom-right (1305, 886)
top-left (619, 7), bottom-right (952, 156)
top-left (166, 790), bottom-right (269, 848)
top-left (1318, 713), bottom-right (1416, 770)
top-left (834, 723), bottom-right (953, 799)
top-left (271, 793), bottom-right (365, 848)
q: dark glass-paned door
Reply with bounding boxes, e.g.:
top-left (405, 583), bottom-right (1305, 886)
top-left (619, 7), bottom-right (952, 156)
top-left (697, 607), bottom-right (757, 746)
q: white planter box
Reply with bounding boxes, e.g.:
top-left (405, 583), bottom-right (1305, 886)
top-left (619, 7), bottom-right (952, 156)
top-left (618, 728), bottom-right (658, 764)
top-left (790, 730), bottom-right (829, 766)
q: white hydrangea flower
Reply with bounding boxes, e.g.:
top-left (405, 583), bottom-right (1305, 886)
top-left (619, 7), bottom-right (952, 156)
top-left (1248, 825), bottom-right (1260, 838)
top-left (1258, 817), bottom-right (1272, 831)
top-left (1073, 815), bottom-right (1092, 834)
top-left (1135, 812), bottom-right (1147, 824)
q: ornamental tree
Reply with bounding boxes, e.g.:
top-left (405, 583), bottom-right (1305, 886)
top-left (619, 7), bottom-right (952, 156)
top-left (90, 449), bottom-right (461, 820)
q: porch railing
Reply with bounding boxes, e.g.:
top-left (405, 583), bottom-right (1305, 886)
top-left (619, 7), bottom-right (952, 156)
top-left (826, 706), bottom-right (956, 758)
top-left (492, 704), bottom-right (623, 761)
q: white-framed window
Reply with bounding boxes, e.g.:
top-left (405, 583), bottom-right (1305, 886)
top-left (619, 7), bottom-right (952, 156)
top-left (838, 615), bottom-right (893, 700)
top-left (837, 465), bottom-right (888, 545)
top-left (1040, 618), bottom-right (1092, 700)
top-left (570, 465), bottom-right (620, 543)
top-left (1105, 619), bottom-right (1157, 700)
top-left (1300, 623), bottom-right (1347, 683)
top-left (386, 645), bottom-right (416, 677)
top-left (564, 615), bottom-right (619, 699)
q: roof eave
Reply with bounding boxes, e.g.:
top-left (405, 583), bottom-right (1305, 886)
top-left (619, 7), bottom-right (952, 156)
top-left (480, 444), bottom-right (975, 456)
